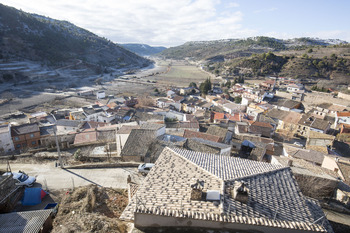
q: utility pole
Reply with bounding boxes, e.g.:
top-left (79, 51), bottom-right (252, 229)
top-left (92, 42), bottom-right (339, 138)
top-left (51, 114), bottom-right (63, 168)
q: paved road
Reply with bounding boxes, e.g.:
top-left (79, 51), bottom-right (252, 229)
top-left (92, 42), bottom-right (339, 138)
top-left (1, 163), bottom-right (143, 191)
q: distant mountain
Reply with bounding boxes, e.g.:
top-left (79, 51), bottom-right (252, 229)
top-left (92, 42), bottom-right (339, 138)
top-left (158, 36), bottom-right (348, 60)
top-left (0, 3), bottom-right (151, 68)
top-left (121, 44), bottom-right (167, 56)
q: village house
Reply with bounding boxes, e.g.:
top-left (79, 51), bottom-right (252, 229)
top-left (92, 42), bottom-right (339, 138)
top-left (120, 129), bottom-right (159, 162)
top-left (271, 155), bottom-right (338, 201)
top-left (183, 129), bottom-right (222, 143)
top-left (249, 121), bottom-right (274, 138)
top-left (335, 111), bottom-right (350, 128)
top-left (282, 144), bottom-right (326, 166)
top-left (185, 137), bottom-right (232, 156)
top-left (69, 110), bottom-right (86, 121)
top-left (340, 123), bottom-right (350, 134)
top-left (222, 102), bottom-right (246, 114)
top-left (165, 120), bottom-right (200, 136)
top-left (305, 131), bottom-right (335, 154)
top-left (182, 97), bottom-right (200, 113)
top-left (0, 123), bottom-right (15, 153)
top-left (156, 98), bottom-right (174, 109)
top-left (297, 115), bottom-right (331, 137)
top-left (269, 97), bottom-right (301, 111)
top-left (286, 83), bottom-right (304, 93)
top-left (56, 119), bottom-right (82, 135)
top-left (206, 125), bottom-right (232, 144)
top-left (167, 90), bottom-right (176, 98)
top-left (259, 79), bottom-right (275, 90)
top-left (121, 147), bottom-right (332, 232)
top-left (11, 123), bottom-right (41, 150)
top-left (242, 89), bottom-right (267, 103)
top-left (210, 112), bottom-right (240, 124)
top-left (179, 87), bottom-right (195, 95)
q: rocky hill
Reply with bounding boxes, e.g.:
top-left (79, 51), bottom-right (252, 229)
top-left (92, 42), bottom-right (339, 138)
top-left (158, 37), bottom-right (350, 88)
top-left (121, 43), bottom-right (166, 56)
top-left (0, 4), bottom-right (151, 70)
top-left (158, 36), bottom-right (348, 61)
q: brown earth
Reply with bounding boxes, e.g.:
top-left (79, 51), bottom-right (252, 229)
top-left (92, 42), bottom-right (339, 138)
top-left (52, 185), bottom-right (129, 233)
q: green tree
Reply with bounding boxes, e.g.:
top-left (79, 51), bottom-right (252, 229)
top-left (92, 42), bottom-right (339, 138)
top-left (199, 78), bottom-right (212, 95)
top-left (307, 48), bottom-right (313, 53)
top-left (189, 82), bottom-right (197, 88)
top-left (234, 96), bottom-right (242, 104)
top-left (225, 80), bottom-right (232, 88)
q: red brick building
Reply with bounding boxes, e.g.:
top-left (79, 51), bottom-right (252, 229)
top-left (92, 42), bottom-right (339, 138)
top-left (11, 123), bottom-right (40, 150)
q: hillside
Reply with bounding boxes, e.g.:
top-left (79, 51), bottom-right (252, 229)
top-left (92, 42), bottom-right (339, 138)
top-left (158, 36), bottom-right (350, 88)
top-left (121, 44), bottom-right (166, 56)
top-left (0, 4), bottom-right (151, 69)
top-left (158, 36), bottom-right (348, 61)
top-left (206, 46), bottom-right (350, 88)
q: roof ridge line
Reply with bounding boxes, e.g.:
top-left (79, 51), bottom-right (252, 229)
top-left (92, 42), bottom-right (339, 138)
top-left (224, 166), bottom-right (290, 182)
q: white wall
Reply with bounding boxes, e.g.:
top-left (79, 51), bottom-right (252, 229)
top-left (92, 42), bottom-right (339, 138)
top-left (0, 124), bottom-right (15, 153)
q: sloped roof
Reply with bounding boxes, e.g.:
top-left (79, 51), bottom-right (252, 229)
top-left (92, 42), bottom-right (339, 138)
top-left (251, 121), bottom-right (273, 128)
top-left (121, 147), bottom-right (331, 232)
top-left (57, 119), bottom-right (82, 128)
top-left (140, 122), bottom-right (165, 131)
top-left (120, 129), bottom-right (157, 157)
top-left (117, 125), bottom-right (140, 134)
top-left (183, 129), bottom-right (221, 143)
top-left (0, 210), bottom-right (53, 233)
top-left (11, 123), bottom-right (39, 136)
top-left (283, 111), bottom-right (302, 124)
top-left (337, 111), bottom-right (350, 117)
top-left (284, 144), bottom-right (326, 165)
top-left (206, 125), bottom-right (228, 140)
top-left (265, 108), bottom-right (289, 121)
top-left (188, 137), bottom-right (231, 150)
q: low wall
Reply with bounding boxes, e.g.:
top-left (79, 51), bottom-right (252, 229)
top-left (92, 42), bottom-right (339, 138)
top-left (64, 162), bottom-right (140, 169)
top-left (338, 92), bottom-right (350, 101)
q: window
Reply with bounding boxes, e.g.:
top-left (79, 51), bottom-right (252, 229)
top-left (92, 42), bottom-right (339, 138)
top-left (16, 144), bottom-right (21, 148)
top-left (30, 134), bottom-right (34, 138)
top-left (31, 141), bottom-right (36, 145)
top-left (14, 136), bottom-right (19, 141)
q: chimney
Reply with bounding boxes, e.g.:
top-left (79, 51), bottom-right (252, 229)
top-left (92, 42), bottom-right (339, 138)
top-left (231, 181), bottom-right (249, 204)
top-left (190, 179), bottom-right (204, 201)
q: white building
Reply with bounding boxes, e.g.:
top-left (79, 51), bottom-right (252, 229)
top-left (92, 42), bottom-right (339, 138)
top-left (0, 123), bottom-right (15, 153)
top-left (96, 91), bottom-right (106, 99)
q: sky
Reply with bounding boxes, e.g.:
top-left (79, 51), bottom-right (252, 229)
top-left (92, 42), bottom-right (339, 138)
top-left (2, 0), bottom-right (350, 47)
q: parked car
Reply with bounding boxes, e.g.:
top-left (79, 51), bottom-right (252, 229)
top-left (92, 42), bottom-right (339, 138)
top-left (138, 163), bottom-right (155, 175)
top-left (2, 171), bottom-right (36, 187)
top-left (293, 142), bottom-right (304, 147)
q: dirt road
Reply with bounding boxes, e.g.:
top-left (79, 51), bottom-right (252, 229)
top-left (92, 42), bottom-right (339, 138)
top-left (0, 163), bottom-right (143, 191)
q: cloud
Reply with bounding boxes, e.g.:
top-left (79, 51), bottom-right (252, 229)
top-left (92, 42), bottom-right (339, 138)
top-left (1, 0), bottom-right (251, 46)
top-left (254, 7), bottom-right (277, 14)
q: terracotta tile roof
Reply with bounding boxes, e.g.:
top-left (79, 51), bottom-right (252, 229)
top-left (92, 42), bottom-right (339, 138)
top-left (74, 131), bottom-right (97, 144)
top-left (251, 121), bottom-right (273, 128)
top-left (183, 129), bottom-right (221, 143)
top-left (121, 147), bottom-right (331, 232)
top-left (337, 111), bottom-right (350, 117)
top-left (213, 112), bottom-right (225, 120)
